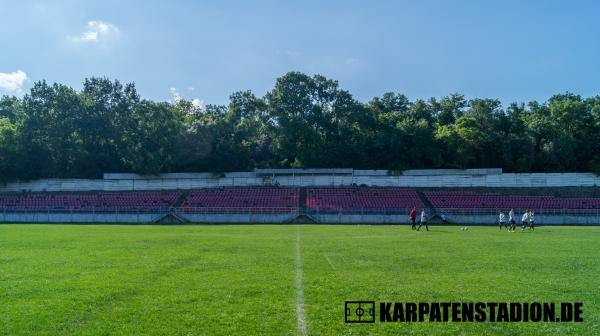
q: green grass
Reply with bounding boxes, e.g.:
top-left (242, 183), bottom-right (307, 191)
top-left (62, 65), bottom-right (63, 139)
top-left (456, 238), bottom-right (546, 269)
top-left (0, 224), bottom-right (598, 335)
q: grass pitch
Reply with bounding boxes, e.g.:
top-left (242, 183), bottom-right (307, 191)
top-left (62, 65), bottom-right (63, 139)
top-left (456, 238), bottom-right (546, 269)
top-left (0, 224), bottom-right (598, 335)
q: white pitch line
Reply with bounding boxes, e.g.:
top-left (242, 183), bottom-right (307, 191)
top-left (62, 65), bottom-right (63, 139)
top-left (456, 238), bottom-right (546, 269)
top-left (295, 225), bottom-right (308, 336)
top-left (324, 254), bottom-right (337, 272)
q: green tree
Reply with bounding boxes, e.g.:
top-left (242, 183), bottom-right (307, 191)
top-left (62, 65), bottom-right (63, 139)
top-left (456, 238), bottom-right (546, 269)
top-left (266, 72), bottom-right (364, 168)
top-left (2, 73), bottom-right (600, 180)
top-left (0, 117), bottom-right (17, 183)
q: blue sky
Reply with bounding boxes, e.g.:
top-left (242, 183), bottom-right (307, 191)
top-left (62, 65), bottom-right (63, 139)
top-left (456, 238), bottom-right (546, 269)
top-left (1, 0), bottom-right (599, 106)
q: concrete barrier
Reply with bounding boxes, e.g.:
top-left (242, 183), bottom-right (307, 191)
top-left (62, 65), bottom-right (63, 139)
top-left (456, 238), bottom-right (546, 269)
top-left (1, 211), bottom-right (599, 225)
top-left (3, 170), bottom-right (600, 192)
top-left (179, 213), bottom-right (295, 223)
top-left (0, 212), bottom-right (158, 223)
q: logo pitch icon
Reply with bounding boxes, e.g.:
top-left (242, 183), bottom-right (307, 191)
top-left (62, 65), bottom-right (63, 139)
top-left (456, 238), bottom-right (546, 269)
top-left (345, 301), bottom-right (375, 323)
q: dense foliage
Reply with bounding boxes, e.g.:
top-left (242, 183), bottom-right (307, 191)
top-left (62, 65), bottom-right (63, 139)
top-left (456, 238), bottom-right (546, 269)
top-left (1, 72), bottom-right (600, 181)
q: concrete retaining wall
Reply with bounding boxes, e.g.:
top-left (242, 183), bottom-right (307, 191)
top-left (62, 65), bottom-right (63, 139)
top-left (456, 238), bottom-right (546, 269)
top-left (179, 213), bottom-right (295, 223)
top-left (446, 214), bottom-right (600, 225)
top-left (0, 212), bottom-right (296, 224)
top-left (3, 212), bottom-right (598, 225)
top-left (313, 214), bottom-right (408, 224)
top-left (313, 214), bottom-right (600, 225)
top-left (0, 212), bottom-right (158, 223)
top-left (3, 171), bottom-right (600, 192)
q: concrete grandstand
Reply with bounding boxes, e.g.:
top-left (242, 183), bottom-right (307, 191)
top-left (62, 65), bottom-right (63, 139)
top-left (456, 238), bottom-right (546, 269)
top-left (1, 168), bottom-right (600, 224)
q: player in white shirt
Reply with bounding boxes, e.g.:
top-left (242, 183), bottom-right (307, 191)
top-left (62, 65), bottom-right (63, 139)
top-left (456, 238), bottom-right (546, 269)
top-left (521, 210), bottom-right (529, 231)
top-left (528, 210), bottom-right (535, 230)
top-left (508, 209), bottom-right (516, 232)
top-left (498, 211), bottom-right (507, 230)
top-left (417, 209), bottom-right (429, 231)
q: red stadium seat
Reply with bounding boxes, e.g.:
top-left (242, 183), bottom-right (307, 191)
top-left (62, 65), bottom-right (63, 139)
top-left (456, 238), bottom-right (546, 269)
top-left (306, 188), bottom-right (423, 213)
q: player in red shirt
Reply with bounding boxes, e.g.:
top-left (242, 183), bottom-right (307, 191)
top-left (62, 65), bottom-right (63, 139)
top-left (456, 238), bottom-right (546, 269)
top-left (409, 207), bottom-right (417, 230)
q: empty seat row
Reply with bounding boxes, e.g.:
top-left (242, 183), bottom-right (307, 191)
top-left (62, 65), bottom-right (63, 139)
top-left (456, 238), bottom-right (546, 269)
top-left (0, 191), bottom-right (180, 211)
top-left (2, 188), bottom-right (600, 212)
top-left (424, 191), bottom-right (600, 209)
top-left (307, 188), bottom-right (424, 212)
top-left (181, 188), bottom-right (299, 209)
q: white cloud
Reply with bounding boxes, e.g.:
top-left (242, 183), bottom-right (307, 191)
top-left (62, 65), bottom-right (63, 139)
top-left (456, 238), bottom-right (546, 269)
top-left (169, 87), bottom-right (182, 102)
top-left (0, 70), bottom-right (28, 94)
top-left (170, 87), bottom-right (203, 109)
top-left (345, 58), bottom-right (360, 66)
top-left (80, 31), bottom-right (99, 42)
top-left (191, 98), bottom-right (204, 109)
top-left (70, 20), bottom-right (119, 43)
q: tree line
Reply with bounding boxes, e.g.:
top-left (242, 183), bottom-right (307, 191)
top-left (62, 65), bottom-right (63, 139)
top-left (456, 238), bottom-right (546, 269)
top-left (1, 72), bottom-right (600, 182)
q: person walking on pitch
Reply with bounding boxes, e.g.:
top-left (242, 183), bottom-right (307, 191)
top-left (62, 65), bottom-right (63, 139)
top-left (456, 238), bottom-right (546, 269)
top-left (528, 210), bottom-right (535, 230)
top-left (499, 211), bottom-right (507, 230)
top-left (409, 207), bottom-right (417, 230)
top-left (521, 210), bottom-right (529, 231)
top-left (417, 209), bottom-right (428, 231)
top-left (509, 209), bottom-right (516, 232)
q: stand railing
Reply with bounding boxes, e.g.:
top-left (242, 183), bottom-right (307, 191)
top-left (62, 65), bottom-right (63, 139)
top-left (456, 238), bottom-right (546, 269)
top-left (174, 207), bottom-right (299, 214)
top-left (1, 206), bottom-right (599, 224)
top-left (1, 206), bottom-right (598, 216)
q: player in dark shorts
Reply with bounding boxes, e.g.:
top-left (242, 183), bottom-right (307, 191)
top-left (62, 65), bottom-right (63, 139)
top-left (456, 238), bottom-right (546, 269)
top-left (499, 211), bottom-right (507, 230)
top-left (528, 211), bottom-right (535, 230)
top-left (409, 207), bottom-right (417, 230)
top-left (521, 210), bottom-right (529, 231)
top-left (508, 209), bottom-right (516, 232)
top-left (417, 210), bottom-right (428, 231)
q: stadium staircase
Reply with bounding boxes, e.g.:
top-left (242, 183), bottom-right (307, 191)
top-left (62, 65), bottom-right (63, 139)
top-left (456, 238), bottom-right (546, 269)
top-left (416, 190), bottom-right (435, 211)
top-left (299, 188), bottom-right (307, 213)
top-left (152, 211), bottom-right (188, 224)
top-left (416, 189), bottom-right (448, 223)
top-left (173, 190), bottom-right (190, 207)
top-left (152, 190), bottom-right (190, 224)
top-left (285, 187), bottom-right (317, 223)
